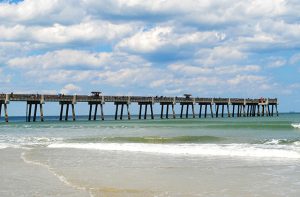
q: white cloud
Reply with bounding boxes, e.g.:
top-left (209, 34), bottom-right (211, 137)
top-left (8, 50), bottom-right (107, 69)
top-left (8, 49), bottom-right (150, 70)
top-left (195, 46), bottom-right (246, 66)
top-left (168, 64), bottom-right (261, 76)
top-left (267, 57), bottom-right (287, 68)
top-left (117, 26), bottom-right (225, 54)
top-left (61, 83), bottom-right (81, 94)
top-left (0, 21), bottom-right (135, 44)
top-left (227, 75), bottom-right (266, 85)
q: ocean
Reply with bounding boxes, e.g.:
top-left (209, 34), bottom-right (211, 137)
top-left (1, 114), bottom-right (300, 196)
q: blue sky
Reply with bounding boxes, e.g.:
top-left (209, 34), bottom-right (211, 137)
top-left (0, 0), bottom-right (300, 114)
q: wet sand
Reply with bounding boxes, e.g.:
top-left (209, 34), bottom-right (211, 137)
top-left (0, 148), bottom-right (90, 197)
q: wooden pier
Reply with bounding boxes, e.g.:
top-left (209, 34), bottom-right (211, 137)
top-left (0, 93), bottom-right (279, 122)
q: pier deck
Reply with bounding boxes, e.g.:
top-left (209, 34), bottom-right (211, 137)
top-left (0, 93), bottom-right (278, 122)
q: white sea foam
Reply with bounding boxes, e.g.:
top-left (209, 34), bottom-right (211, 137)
top-left (0, 143), bottom-right (9, 149)
top-left (0, 136), bottom-right (63, 146)
top-left (0, 143), bottom-right (20, 149)
top-left (264, 139), bottom-right (281, 145)
top-left (48, 143), bottom-right (300, 159)
top-left (291, 123), bottom-right (300, 129)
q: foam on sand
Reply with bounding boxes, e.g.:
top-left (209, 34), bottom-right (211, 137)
top-left (48, 143), bottom-right (300, 159)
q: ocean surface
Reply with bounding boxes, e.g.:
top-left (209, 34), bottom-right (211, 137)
top-left (1, 114), bottom-right (300, 196)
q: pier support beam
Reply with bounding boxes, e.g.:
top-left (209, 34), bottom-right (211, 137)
top-left (59, 101), bottom-right (76, 121)
top-left (198, 104), bottom-right (213, 118)
top-left (88, 102), bottom-right (104, 121)
top-left (114, 102), bottom-right (131, 120)
top-left (138, 102), bottom-right (154, 120)
top-left (180, 103), bottom-right (194, 119)
top-left (0, 102), bottom-right (8, 122)
top-left (26, 101), bottom-right (44, 122)
top-left (227, 104), bottom-right (231, 117)
top-left (160, 103), bottom-right (175, 119)
top-left (257, 105), bottom-right (261, 117)
top-left (221, 104), bottom-right (224, 118)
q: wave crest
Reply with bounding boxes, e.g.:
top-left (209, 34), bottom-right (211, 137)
top-left (48, 143), bottom-right (300, 159)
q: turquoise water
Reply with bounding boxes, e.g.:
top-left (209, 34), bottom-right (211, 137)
top-left (1, 114), bottom-right (300, 196)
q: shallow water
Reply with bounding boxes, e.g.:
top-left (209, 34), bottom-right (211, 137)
top-left (1, 114), bottom-right (300, 196)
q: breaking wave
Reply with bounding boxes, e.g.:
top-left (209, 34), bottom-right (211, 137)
top-left (291, 123), bottom-right (300, 129)
top-left (48, 143), bottom-right (300, 159)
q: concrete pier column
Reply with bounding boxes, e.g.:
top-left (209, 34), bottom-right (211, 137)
top-left (150, 104), bottom-right (154, 119)
top-left (0, 103), bottom-right (2, 119)
top-left (180, 105), bottom-right (183, 119)
top-left (221, 105), bottom-right (224, 118)
top-left (33, 104), bottom-right (38, 122)
top-left (192, 104), bottom-right (195, 118)
top-left (72, 104), bottom-right (76, 121)
top-left (139, 104), bottom-right (142, 119)
top-left (268, 105), bottom-right (271, 116)
top-left (60, 104), bottom-right (64, 121)
top-left (172, 104), bottom-right (176, 119)
top-left (127, 104), bottom-right (131, 120)
top-left (166, 104), bottom-right (169, 119)
top-left (65, 104), bottom-right (69, 121)
top-left (120, 104), bottom-right (124, 120)
top-left (160, 104), bottom-right (164, 119)
top-left (266, 105), bottom-right (269, 117)
top-left (100, 104), bottom-right (104, 120)
top-left (88, 104), bottom-right (92, 120)
top-left (237, 105), bottom-right (240, 117)
top-left (227, 104), bottom-right (230, 117)
top-left (275, 105), bottom-right (279, 116)
top-left (232, 105), bottom-right (235, 117)
top-left (186, 104), bottom-right (189, 118)
top-left (247, 105), bottom-right (250, 117)
top-left (4, 104), bottom-right (8, 122)
top-left (199, 104), bottom-right (202, 118)
top-left (115, 104), bottom-right (119, 120)
top-left (28, 103), bottom-right (32, 122)
top-left (257, 105), bottom-right (260, 117)
top-left (262, 105), bottom-right (265, 116)
top-left (271, 105), bottom-right (274, 116)
top-left (204, 104), bottom-right (207, 118)
top-left (216, 105), bottom-right (219, 118)
top-left (94, 104), bottom-right (98, 120)
top-left (144, 104), bottom-right (148, 119)
top-left (210, 104), bottom-right (214, 118)
top-left (243, 105), bottom-right (246, 117)
top-left (40, 104), bottom-right (44, 122)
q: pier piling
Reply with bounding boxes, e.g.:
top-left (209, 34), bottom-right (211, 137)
top-left (26, 101), bottom-right (44, 122)
top-left (138, 102), bottom-right (154, 120)
top-left (89, 102), bottom-right (104, 121)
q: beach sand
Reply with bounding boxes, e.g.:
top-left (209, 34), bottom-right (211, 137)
top-left (0, 148), bottom-right (90, 197)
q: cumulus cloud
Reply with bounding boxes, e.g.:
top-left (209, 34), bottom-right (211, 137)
top-left (0, 21), bottom-right (136, 44)
top-left (8, 49), bottom-right (107, 69)
top-left (60, 83), bottom-right (81, 94)
top-left (168, 64), bottom-right (260, 75)
top-left (0, 0), bottom-right (298, 110)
